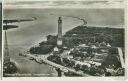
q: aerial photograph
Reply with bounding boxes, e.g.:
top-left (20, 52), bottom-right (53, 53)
top-left (3, 0), bottom-right (125, 77)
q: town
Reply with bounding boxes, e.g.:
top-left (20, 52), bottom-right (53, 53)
top-left (20, 17), bottom-right (125, 77)
top-left (3, 16), bottom-right (125, 77)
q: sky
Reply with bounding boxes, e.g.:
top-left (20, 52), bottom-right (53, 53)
top-left (3, 0), bottom-right (125, 9)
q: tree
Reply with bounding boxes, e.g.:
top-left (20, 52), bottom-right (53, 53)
top-left (81, 65), bottom-right (88, 73)
top-left (75, 64), bottom-right (81, 71)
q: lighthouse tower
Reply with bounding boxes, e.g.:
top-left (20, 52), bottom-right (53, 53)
top-left (57, 17), bottom-right (63, 47)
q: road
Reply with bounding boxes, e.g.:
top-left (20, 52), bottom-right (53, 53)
top-left (24, 53), bottom-right (90, 76)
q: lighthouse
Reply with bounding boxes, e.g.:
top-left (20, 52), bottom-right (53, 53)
top-left (57, 17), bottom-right (63, 47)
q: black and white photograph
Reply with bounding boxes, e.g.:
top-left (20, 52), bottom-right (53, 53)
top-left (2, 0), bottom-right (125, 77)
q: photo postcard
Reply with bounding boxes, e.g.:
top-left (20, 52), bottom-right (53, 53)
top-left (1, 0), bottom-right (127, 81)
